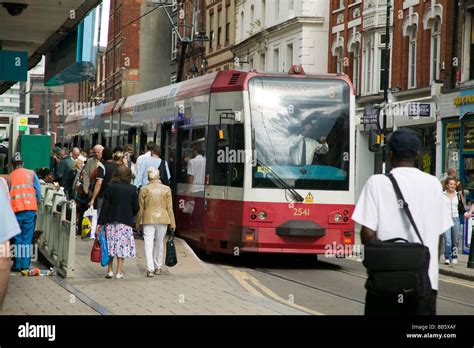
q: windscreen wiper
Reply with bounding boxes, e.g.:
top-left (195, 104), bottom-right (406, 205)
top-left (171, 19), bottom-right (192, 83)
top-left (256, 158), bottom-right (304, 202)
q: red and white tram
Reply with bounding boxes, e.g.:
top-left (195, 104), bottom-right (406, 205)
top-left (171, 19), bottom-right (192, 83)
top-left (65, 67), bottom-right (356, 254)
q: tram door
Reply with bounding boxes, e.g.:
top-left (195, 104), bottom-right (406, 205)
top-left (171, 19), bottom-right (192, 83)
top-left (166, 123), bottom-right (207, 245)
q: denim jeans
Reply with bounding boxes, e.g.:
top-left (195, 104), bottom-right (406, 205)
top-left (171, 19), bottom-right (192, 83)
top-left (12, 211), bottom-right (36, 270)
top-left (444, 217), bottom-right (460, 261)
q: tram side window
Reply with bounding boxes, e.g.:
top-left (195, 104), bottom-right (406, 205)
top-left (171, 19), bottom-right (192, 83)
top-left (230, 124), bottom-right (244, 188)
top-left (178, 129), bottom-right (192, 184)
top-left (208, 124), bottom-right (244, 187)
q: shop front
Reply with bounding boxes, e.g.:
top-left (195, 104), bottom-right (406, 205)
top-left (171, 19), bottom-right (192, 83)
top-left (440, 88), bottom-right (474, 203)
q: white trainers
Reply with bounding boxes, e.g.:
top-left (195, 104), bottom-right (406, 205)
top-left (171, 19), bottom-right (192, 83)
top-left (105, 272), bottom-right (114, 279)
top-left (452, 258), bottom-right (458, 264)
top-left (444, 259), bottom-right (451, 265)
top-left (116, 273), bottom-right (124, 279)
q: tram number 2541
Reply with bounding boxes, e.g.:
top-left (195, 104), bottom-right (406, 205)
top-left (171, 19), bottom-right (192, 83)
top-left (293, 208), bottom-right (310, 216)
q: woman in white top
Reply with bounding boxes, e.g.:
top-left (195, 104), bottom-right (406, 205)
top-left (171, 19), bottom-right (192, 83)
top-left (442, 178), bottom-right (463, 265)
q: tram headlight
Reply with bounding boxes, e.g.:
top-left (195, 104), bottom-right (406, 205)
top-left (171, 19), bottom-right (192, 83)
top-left (258, 211), bottom-right (267, 220)
top-left (334, 214), bottom-right (343, 223)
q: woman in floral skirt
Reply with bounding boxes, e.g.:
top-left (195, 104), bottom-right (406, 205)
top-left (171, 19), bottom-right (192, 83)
top-left (98, 166), bottom-right (139, 279)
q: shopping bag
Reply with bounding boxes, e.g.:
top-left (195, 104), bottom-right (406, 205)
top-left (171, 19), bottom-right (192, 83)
top-left (165, 230), bottom-right (178, 267)
top-left (81, 207), bottom-right (98, 239)
top-left (99, 226), bottom-right (109, 267)
top-left (90, 238), bottom-right (101, 263)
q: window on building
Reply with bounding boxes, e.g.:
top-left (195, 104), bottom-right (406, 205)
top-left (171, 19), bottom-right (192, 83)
top-left (289, 0), bottom-right (294, 17)
top-left (217, 9), bottom-right (222, 46)
top-left (353, 43), bottom-right (360, 94)
top-left (250, 56), bottom-right (254, 69)
top-left (262, 0), bottom-right (266, 27)
top-left (274, 0), bottom-right (279, 23)
top-left (286, 43), bottom-right (294, 70)
top-left (209, 12), bottom-right (214, 49)
top-left (380, 48), bottom-right (389, 91)
top-left (363, 38), bottom-right (372, 94)
top-left (171, 30), bottom-right (178, 60)
top-left (260, 53), bottom-right (266, 71)
top-left (225, 5), bottom-right (231, 43)
top-left (335, 47), bottom-right (343, 74)
top-left (430, 18), bottom-right (441, 82)
top-left (273, 47), bottom-right (280, 72)
top-left (408, 30), bottom-right (417, 89)
top-left (339, 0), bottom-right (345, 9)
top-left (250, 5), bottom-right (255, 24)
top-left (240, 11), bottom-right (244, 41)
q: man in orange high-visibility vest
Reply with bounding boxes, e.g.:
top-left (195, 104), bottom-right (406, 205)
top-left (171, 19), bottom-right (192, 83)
top-left (7, 153), bottom-right (41, 272)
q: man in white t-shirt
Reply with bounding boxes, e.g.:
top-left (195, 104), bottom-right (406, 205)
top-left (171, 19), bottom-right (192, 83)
top-left (352, 128), bottom-right (452, 316)
top-left (187, 145), bottom-right (206, 192)
top-left (135, 142), bottom-right (154, 175)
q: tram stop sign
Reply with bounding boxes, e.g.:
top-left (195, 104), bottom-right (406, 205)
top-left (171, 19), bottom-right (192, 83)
top-left (18, 117), bottom-right (28, 131)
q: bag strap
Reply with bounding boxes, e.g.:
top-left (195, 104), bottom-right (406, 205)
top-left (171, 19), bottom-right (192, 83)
top-left (385, 173), bottom-right (424, 245)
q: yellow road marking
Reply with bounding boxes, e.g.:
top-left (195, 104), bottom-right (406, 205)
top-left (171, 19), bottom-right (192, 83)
top-left (226, 269), bottom-right (265, 298)
top-left (439, 276), bottom-right (474, 289)
top-left (227, 267), bottom-right (324, 315)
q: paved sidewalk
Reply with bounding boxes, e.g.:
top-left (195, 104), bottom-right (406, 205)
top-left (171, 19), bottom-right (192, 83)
top-left (1, 235), bottom-right (304, 315)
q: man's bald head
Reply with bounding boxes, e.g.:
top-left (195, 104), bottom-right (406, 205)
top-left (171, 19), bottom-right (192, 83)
top-left (71, 147), bottom-right (80, 160)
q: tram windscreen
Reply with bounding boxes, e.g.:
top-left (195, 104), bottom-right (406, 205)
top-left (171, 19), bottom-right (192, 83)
top-left (249, 76), bottom-right (350, 191)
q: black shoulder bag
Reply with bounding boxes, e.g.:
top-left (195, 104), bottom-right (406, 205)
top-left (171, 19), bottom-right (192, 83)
top-left (362, 173), bottom-right (432, 297)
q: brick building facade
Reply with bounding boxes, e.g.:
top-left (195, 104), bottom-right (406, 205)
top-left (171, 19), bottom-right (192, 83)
top-left (205, 0), bottom-right (236, 73)
top-left (105, 0), bottom-right (143, 101)
top-left (328, 0), bottom-right (455, 198)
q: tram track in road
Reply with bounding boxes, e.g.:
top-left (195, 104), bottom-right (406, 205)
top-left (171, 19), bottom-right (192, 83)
top-left (199, 251), bottom-right (474, 313)
top-left (252, 267), bottom-right (365, 306)
top-left (251, 261), bottom-right (474, 311)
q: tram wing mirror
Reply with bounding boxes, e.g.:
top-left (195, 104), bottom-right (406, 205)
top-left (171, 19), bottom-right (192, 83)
top-left (217, 125), bottom-right (229, 147)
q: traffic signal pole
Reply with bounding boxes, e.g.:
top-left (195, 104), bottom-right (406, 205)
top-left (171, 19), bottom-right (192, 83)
top-left (381, 0), bottom-right (391, 174)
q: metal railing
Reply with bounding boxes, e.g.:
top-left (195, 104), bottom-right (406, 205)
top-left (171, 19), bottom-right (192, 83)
top-left (36, 184), bottom-right (77, 278)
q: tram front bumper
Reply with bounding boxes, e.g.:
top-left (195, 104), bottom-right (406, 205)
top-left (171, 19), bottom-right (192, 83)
top-left (276, 220), bottom-right (325, 237)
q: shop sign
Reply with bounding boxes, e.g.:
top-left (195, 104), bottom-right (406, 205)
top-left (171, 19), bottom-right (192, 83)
top-left (453, 95), bottom-right (474, 107)
top-left (455, 89), bottom-right (474, 118)
top-left (407, 103), bottom-right (431, 117)
top-left (361, 105), bottom-right (380, 125)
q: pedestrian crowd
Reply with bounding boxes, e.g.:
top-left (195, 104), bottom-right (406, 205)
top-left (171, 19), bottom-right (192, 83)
top-left (0, 131), bottom-right (472, 316)
top-left (0, 141), bottom-right (178, 309)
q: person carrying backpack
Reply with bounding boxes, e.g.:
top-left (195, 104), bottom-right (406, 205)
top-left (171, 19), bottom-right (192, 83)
top-left (133, 145), bottom-right (170, 189)
top-left (352, 128), bottom-right (453, 316)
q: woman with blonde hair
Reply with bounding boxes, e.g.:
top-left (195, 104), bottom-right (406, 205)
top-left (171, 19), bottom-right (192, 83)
top-left (113, 146), bottom-right (128, 168)
top-left (136, 167), bottom-right (176, 277)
